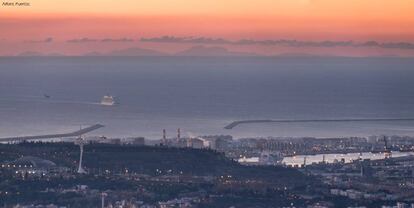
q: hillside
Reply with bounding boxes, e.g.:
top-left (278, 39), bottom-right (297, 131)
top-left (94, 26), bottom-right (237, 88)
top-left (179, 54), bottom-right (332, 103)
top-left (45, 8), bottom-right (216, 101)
top-left (0, 142), bottom-right (311, 186)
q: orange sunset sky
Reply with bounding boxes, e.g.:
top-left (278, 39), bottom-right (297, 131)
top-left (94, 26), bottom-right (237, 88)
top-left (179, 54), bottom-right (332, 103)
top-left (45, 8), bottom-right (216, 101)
top-left (1, 0), bottom-right (414, 56)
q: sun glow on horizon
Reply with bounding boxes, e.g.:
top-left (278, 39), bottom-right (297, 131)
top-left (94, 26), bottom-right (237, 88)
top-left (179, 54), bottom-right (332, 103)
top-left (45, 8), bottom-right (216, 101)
top-left (1, 0), bottom-right (414, 56)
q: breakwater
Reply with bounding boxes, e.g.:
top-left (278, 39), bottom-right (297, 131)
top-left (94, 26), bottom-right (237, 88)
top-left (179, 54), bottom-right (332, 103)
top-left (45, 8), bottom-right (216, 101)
top-left (224, 118), bottom-right (414, 129)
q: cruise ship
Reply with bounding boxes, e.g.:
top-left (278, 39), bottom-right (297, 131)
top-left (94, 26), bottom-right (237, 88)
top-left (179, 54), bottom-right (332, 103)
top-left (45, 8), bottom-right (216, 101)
top-left (100, 95), bottom-right (116, 106)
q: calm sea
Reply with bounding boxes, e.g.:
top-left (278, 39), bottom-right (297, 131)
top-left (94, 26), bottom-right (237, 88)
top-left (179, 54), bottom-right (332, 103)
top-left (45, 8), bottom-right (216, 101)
top-left (1, 56), bottom-right (414, 139)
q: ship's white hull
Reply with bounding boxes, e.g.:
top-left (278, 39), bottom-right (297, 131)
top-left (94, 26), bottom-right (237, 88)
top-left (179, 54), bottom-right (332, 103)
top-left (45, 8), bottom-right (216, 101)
top-left (100, 95), bottom-right (117, 106)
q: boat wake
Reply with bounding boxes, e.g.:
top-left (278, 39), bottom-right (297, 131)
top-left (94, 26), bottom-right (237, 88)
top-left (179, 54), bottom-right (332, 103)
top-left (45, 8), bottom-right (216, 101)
top-left (0, 96), bottom-right (101, 106)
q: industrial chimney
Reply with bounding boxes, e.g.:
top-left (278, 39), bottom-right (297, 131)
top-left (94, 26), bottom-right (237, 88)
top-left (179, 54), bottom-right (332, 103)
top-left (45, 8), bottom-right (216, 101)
top-left (163, 129), bottom-right (166, 140)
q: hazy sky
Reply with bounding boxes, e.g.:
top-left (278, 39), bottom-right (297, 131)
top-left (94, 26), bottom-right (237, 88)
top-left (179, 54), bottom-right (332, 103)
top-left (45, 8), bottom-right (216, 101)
top-left (1, 0), bottom-right (414, 56)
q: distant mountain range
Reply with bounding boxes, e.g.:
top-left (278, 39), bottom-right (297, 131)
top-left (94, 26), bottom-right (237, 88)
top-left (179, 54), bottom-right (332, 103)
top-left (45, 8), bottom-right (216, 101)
top-left (13, 46), bottom-right (402, 58)
top-left (15, 46), bottom-right (262, 57)
top-left (85, 46), bottom-right (261, 57)
top-left (17, 51), bottom-right (65, 57)
top-left (175, 45), bottom-right (260, 56)
top-left (106, 47), bottom-right (168, 56)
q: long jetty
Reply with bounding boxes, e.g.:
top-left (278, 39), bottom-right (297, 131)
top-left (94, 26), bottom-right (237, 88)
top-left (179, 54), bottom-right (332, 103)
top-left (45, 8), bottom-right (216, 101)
top-left (0, 124), bottom-right (104, 142)
top-left (224, 118), bottom-right (414, 129)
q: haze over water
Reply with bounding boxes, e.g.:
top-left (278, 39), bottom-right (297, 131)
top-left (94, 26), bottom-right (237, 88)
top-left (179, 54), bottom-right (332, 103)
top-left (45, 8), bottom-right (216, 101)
top-left (1, 56), bottom-right (414, 139)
